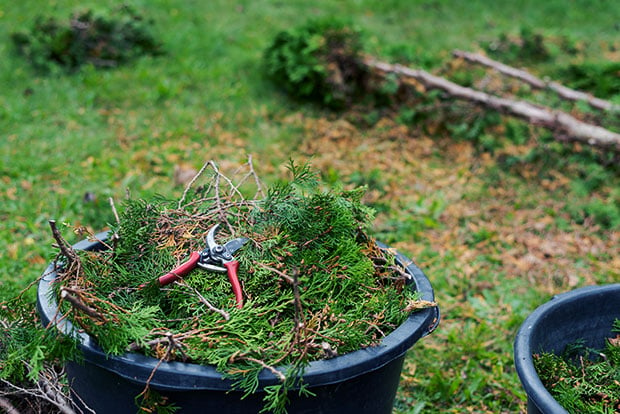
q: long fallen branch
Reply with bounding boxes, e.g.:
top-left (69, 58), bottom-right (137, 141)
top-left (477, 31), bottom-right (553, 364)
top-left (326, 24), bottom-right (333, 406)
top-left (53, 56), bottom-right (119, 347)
top-left (452, 50), bottom-right (619, 113)
top-left (365, 58), bottom-right (620, 152)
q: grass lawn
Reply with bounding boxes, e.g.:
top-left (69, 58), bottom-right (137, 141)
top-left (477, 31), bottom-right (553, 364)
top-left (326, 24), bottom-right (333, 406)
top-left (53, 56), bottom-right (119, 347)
top-left (1, 0), bottom-right (619, 412)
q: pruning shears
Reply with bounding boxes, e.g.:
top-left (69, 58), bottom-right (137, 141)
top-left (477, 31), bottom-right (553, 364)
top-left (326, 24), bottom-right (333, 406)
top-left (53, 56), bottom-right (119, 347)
top-left (156, 223), bottom-right (248, 309)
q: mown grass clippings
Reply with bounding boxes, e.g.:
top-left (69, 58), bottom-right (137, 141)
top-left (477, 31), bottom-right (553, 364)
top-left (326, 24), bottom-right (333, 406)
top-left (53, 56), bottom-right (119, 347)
top-left (533, 319), bottom-right (620, 413)
top-left (50, 160), bottom-right (426, 414)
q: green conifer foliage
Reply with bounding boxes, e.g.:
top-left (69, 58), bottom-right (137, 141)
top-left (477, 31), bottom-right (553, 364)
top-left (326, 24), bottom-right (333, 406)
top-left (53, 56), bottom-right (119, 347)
top-left (263, 19), bottom-right (367, 109)
top-left (533, 319), bottom-right (620, 413)
top-left (18, 161), bottom-right (426, 413)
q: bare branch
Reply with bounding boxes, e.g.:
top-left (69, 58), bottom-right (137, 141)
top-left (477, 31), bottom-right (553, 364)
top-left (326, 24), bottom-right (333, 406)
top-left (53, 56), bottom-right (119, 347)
top-left (254, 262), bottom-right (294, 285)
top-left (453, 50), bottom-right (620, 112)
top-left (177, 160), bottom-right (214, 209)
top-left (243, 357), bottom-right (286, 382)
top-left (366, 57), bottom-right (620, 152)
top-left (174, 281), bottom-right (230, 321)
top-left (246, 154), bottom-right (265, 199)
top-left (60, 288), bottom-right (106, 322)
top-left (49, 220), bottom-right (78, 263)
top-left (108, 197), bottom-right (121, 227)
top-left (292, 268), bottom-right (304, 351)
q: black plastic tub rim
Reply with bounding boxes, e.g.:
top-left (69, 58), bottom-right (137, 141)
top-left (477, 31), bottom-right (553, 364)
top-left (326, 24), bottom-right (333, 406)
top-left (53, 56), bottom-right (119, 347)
top-left (513, 283), bottom-right (620, 414)
top-left (37, 232), bottom-right (440, 392)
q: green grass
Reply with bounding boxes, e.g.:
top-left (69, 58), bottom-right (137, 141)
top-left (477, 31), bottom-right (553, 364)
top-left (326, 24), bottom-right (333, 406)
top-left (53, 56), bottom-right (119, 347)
top-left (1, 1), bottom-right (619, 412)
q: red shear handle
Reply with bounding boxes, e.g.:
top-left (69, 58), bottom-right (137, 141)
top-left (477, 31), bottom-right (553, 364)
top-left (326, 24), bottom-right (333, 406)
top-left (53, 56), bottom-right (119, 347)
top-left (158, 251), bottom-right (201, 286)
top-left (225, 261), bottom-right (243, 309)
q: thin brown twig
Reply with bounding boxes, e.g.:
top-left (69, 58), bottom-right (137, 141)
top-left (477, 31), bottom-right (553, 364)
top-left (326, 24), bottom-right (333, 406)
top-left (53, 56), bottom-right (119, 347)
top-left (137, 350), bottom-right (169, 401)
top-left (246, 154), bottom-right (265, 199)
top-left (210, 163), bottom-right (230, 229)
top-left (243, 357), bottom-right (286, 382)
top-left (137, 328), bottom-right (210, 400)
top-left (359, 317), bottom-right (387, 338)
top-left (174, 281), bottom-right (230, 320)
top-left (385, 265), bottom-right (411, 281)
top-left (217, 164), bottom-right (249, 201)
top-left (291, 268), bottom-right (305, 354)
top-left (108, 197), bottom-right (121, 226)
top-left (127, 336), bottom-right (171, 353)
top-left (163, 332), bottom-right (188, 362)
top-left (301, 226), bottom-right (333, 247)
top-left (228, 155), bottom-right (265, 200)
top-left (254, 262), bottom-right (294, 284)
top-left (65, 287), bottom-right (128, 315)
top-left (177, 160), bottom-right (214, 209)
top-left (59, 289), bottom-right (106, 322)
top-left (298, 324), bottom-right (340, 344)
top-left (36, 368), bottom-right (80, 414)
top-left (2, 267), bottom-right (55, 304)
top-left (106, 197), bottom-right (122, 250)
top-left (49, 220), bottom-right (78, 263)
top-left (127, 327), bottom-right (212, 352)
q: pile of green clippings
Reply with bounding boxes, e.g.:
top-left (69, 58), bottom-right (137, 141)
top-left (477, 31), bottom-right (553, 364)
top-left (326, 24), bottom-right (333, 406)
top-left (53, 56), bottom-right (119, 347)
top-left (534, 319), bottom-right (620, 413)
top-left (52, 161), bottom-right (422, 413)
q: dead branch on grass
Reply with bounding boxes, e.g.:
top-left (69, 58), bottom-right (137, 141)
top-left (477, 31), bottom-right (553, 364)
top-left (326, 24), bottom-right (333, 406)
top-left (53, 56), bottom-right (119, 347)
top-left (365, 57), bottom-right (620, 152)
top-left (452, 50), bottom-right (620, 113)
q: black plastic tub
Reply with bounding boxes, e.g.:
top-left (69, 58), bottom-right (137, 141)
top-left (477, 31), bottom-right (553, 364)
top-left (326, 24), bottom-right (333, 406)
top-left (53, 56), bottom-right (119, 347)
top-left (514, 284), bottom-right (620, 414)
top-left (37, 233), bottom-right (439, 414)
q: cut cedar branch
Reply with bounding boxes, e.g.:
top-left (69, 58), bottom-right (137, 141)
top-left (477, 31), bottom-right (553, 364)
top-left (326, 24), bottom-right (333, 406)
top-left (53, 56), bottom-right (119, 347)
top-left (452, 50), bottom-right (620, 113)
top-left (365, 58), bottom-right (620, 152)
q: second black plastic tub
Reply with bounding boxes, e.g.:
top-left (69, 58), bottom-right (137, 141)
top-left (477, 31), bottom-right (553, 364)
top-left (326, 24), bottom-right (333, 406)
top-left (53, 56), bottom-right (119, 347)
top-left (37, 234), bottom-right (439, 414)
top-left (514, 284), bottom-right (620, 414)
